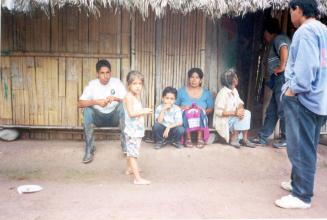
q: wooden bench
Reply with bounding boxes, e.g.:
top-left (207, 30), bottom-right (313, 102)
top-left (0, 124), bottom-right (216, 141)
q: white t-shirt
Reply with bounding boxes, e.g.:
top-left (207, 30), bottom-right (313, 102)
top-left (80, 77), bottom-right (126, 114)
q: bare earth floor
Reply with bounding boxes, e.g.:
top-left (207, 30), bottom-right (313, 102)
top-left (0, 140), bottom-right (327, 219)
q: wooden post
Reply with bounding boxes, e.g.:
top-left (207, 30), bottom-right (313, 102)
top-left (155, 18), bottom-right (163, 105)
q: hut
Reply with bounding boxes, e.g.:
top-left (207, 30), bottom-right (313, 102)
top-left (1, 0), bottom-right (327, 139)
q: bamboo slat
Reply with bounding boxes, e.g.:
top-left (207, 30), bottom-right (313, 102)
top-left (88, 14), bottom-right (99, 54)
top-left (78, 10), bottom-right (89, 54)
top-left (1, 12), bottom-right (13, 52)
top-left (65, 58), bottom-right (81, 126)
top-left (50, 8), bottom-right (60, 52)
top-left (65, 7), bottom-right (79, 53)
top-left (10, 57), bottom-right (24, 124)
top-left (0, 57), bottom-right (13, 124)
top-left (12, 13), bottom-right (25, 51)
top-left (33, 57), bottom-right (44, 124)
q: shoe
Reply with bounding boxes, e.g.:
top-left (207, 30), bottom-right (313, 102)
top-left (172, 142), bottom-right (184, 149)
top-left (281, 180), bottom-right (293, 192)
top-left (154, 142), bottom-right (164, 149)
top-left (82, 152), bottom-right (93, 163)
top-left (249, 136), bottom-right (267, 146)
top-left (91, 146), bottom-right (96, 155)
top-left (184, 140), bottom-right (194, 148)
top-left (275, 195), bottom-right (311, 209)
top-left (241, 139), bottom-right (256, 148)
top-left (273, 140), bottom-right (287, 148)
top-left (196, 140), bottom-right (205, 149)
top-left (230, 140), bottom-right (241, 149)
top-left (207, 133), bottom-right (217, 144)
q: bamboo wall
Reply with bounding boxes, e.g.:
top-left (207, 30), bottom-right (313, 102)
top-left (1, 7), bottom-right (239, 128)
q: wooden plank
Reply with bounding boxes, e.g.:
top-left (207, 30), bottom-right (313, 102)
top-left (47, 58), bottom-right (59, 125)
top-left (50, 8), bottom-right (60, 52)
top-left (0, 57), bottom-right (13, 124)
top-left (78, 10), bottom-right (89, 53)
top-left (35, 57), bottom-right (45, 125)
top-left (23, 57), bottom-right (38, 125)
top-left (99, 7), bottom-right (117, 54)
top-left (88, 13), bottom-right (100, 54)
top-left (65, 58), bottom-right (82, 126)
top-left (10, 57), bottom-right (24, 124)
top-left (3, 52), bottom-right (129, 58)
top-left (82, 58), bottom-right (98, 88)
top-left (205, 19), bottom-right (218, 93)
top-left (21, 57), bottom-right (34, 124)
top-left (1, 11), bottom-right (13, 53)
top-left (12, 12), bottom-right (26, 51)
top-left (58, 7), bottom-right (66, 52)
top-left (121, 9), bottom-right (131, 82)
top-left (65, 7), bottom-right (79, 53)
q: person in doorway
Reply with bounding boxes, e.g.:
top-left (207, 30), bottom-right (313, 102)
top-left (250, 18), bottom-right (291, 148)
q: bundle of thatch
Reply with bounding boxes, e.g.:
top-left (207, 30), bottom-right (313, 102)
top-left (1, 0), bottom-right (327, 18)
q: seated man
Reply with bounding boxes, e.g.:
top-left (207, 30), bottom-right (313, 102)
top-left (78, 59), bottom-right (126, 163)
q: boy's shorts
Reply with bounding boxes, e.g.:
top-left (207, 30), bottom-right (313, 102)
top-left (125, 135), bottom-right (142, 158)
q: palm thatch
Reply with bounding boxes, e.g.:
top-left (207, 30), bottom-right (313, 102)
top-left (1, 0), bottom-right (327, 18)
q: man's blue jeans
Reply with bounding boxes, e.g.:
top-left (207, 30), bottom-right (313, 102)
top-left (152, 123), bottom-right (185, 144)
top-left (258, 74), bottom-right (286, 142)
top-left (83, 103), bottom-right (126, 152)
top-left (283, 95), bottom-right (327, 203)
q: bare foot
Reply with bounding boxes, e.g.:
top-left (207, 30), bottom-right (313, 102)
top-left (133, 178), bottom-right (151, 185)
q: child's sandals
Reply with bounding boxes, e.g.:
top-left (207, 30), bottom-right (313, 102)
top-left (184, 140), bottom-right (194, 148)
top-left (196, 140), bottom-right (205, 149)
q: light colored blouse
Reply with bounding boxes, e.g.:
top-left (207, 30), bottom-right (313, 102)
top-left (176, 87), bottom-right (213, 110)
top-left (124, 95), bottom-right (145, 138)
top-left (213, 86), bottom-right (244, 142)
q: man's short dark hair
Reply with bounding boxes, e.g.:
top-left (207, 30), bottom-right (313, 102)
top-left (289, 0), bottom-right (319, 18)
top-left (96, 59), bottom-right (111, 72)
top-left (187, 68), bottom-right (204, 79)
top-left (162, 86), bottom-right (177, 99)
top-left (263, 18), bottom-right (281, 34)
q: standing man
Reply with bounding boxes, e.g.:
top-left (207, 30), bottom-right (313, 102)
top-left (250, 18), bottom-right (291, 148)
top-left (275, 0), bottom-right (327, 209)
top-left (79, 60), bottom-right (126, 163)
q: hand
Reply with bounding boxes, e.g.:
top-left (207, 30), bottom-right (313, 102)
top-left (97, 99), bottom-right (109, 107)
top-left (143, 108), bottom-right (153, 115)
top-left (285, 88), bottom-right (295, 97)
top-left (163, 104), bottom-right (172, 111)
top-left (180, 106), bottom-right (189, 110)
top-left (273, 67), bottom-right (284, 76)
top-left (106, 96), bottom-right (116, 103)
top-left (163, 127), bottom-right (170, 138)
top-left (236, 108), bottom-right (244, 119)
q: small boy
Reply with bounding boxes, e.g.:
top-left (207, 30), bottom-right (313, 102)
top-left (153, 87), bottom-right (185, 149)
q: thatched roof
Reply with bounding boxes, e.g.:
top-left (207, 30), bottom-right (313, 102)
top-left (1, 0), bottom-right (327, 18)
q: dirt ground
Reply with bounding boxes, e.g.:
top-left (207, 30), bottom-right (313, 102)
top-left (0, 139), bottom-right (327, 219)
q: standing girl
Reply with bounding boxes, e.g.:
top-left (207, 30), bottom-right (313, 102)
top-left (124, 71), bottom-right (153, 185)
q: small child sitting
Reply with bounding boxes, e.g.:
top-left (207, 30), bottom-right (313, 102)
top-left (152, 87), bottom-right (185, 149)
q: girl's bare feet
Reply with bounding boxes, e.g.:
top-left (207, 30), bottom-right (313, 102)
top-left (133, 178), bottom-right (151, 185)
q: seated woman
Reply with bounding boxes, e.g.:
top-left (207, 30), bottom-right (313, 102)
top-left (176, 68), bottom-right (214, 148)
top-left (213, 68), bottom-right (255, 148)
